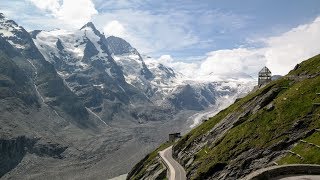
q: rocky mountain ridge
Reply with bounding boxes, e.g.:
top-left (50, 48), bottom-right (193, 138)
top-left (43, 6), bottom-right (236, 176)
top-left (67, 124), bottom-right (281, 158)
top-left (32, 20), bottom-right (254, 125)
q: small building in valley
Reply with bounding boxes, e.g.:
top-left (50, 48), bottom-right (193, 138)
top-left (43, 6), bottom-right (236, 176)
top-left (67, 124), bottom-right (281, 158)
top-left (169, 133), bottom-right (181, 142)
top-left (258, 66), bottom-right (272, 86)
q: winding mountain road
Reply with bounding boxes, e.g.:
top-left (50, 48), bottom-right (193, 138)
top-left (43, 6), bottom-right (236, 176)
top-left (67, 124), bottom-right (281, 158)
top-left (159, 146), bottom-right (186, 180)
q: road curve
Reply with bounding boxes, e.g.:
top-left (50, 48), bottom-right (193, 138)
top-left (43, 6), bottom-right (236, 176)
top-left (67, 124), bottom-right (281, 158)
top-left (159, 146), bottom-right (186, 180)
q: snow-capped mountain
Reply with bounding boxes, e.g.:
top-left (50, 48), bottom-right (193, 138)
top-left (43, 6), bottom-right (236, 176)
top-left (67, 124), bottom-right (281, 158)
top-left (0, 13), bottom-right (96, 126)
top-left (31, 21), bottom-right (255, 123)
top-left (0, 11), bottom-right (255, 125)
top-left (0, 13), bottom-right (33, 50)
top-left (0, 13), bottom-right (255, 179)
top-left (33, 23), bottom-right (151, 122)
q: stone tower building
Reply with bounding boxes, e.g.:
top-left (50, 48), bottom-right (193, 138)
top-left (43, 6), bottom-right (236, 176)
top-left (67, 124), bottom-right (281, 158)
top-left (258, 66), bottom-right (272, 86)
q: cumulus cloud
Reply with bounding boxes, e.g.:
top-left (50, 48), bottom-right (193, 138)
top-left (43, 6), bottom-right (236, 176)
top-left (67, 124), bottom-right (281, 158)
top-left (199, 48), bottom-right (265, 76)
top-left (27, 0), bottom-right (98, 27)
top-left (157, 55), bottom-right (174, 64)
top-left (103, 20), bottom-right (126, 37)
top-left (156, 51), bottom-right (264, 81)
top-left (264, 17), bottom-right (320, 75)
top-left (164, 16), bottom-right (320, 80)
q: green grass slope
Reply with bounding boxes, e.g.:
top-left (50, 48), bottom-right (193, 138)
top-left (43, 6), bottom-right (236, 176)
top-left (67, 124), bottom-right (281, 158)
top-left (127, 54), bottom-right (320, 180)
top-left (174, 54), bottom-right (320, 179)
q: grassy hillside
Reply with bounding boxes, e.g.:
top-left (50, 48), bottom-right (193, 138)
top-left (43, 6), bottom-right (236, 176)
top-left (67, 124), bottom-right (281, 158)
top-left (174, 54), bottom-right (320, 179)
top-left (128, 54), bottom-right (320, 180)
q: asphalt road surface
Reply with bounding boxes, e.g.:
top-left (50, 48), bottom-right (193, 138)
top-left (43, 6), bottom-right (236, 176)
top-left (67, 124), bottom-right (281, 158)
top-left (159, 146), bottom-right (186, 180)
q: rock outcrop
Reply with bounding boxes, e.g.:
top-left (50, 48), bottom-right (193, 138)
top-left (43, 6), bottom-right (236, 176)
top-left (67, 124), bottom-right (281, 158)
top-left (0, 136), bottom-right (66, 177)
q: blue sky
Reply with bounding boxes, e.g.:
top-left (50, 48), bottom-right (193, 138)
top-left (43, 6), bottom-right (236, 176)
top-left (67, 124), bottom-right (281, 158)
top-left (1, 0), bottom-right (319, 58)
top-left (1, 0), bottom-right (320, 76)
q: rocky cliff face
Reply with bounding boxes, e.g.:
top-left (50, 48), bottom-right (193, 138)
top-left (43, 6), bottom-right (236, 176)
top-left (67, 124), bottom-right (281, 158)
top-left (128, 54), bottom-right (320, 179)
top-left (0, 136), bottom-right (66, 177)
top-left (0, 36), bottom-right (37, 106)
top-left (0, 13), bottom-right (91, 126)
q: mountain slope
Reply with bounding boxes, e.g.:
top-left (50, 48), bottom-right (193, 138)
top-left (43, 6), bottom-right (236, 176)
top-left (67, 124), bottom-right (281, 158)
top-left (128, 54), bottom-right (320, 179)
top-left (0, 13), bottom-right (92, 126)
top-left (33, 24), bottom-right (154, 124)
top-left (32, 22), bottom-right (254, 125)
top-left (0, 36), bottom-right (38, 106)
top-left (0, 13), bottom-right (255, 179)
top-left (0, 13), bottom-right (145, 180)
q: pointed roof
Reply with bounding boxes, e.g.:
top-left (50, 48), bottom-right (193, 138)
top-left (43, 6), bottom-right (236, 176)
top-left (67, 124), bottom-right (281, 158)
top-left (259, 66), bottom-right (271, 74)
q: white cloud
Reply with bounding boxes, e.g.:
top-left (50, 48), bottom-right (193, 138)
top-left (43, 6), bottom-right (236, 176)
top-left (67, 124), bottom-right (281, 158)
top-left (56, 0), bottom-right (98, 27)
top-left (264, 17), bottom-right (320, 75)
top-left (157, 55), bottom-right (199, 78)
top-left (156, 50), bottom-right (264, 81)
top-left (198, 10), bottom-right (250, 30)
top-left (103, 20), bottom-right (126, 37)
top-left (27, 0), bottom-right (98, 27)
top-left (27, 0), bottom-right (60, 13)
top-left (199, 48), bottom-right (265, 76)
top-left (6, 1), bottom-right (320, 79)
top-left (145, 55), bottom-right (199, 78)
top-left (94, 10), bottom-right (199, 54)
top-left (93, 0), bottom-right (147, 10)
top-left (91, 5), bottom-right (251, 55)
top-left (14, 1), bottom-right (248, 54)
top-left (162, 16), bottom-right (320, 81)
top-left (157, 55), bottom-right (174, 64)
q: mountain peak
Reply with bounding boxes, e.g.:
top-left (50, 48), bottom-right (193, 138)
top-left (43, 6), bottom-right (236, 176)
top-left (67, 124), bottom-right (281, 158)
top-left (0, 13), bottom-right (5, 19)
top-left (80, 22), bottom-right (102, 37)
top-left (80, 22), bottom-right (97, 31)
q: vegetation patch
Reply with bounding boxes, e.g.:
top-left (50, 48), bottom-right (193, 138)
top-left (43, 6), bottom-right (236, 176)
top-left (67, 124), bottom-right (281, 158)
top-left (278, 131), bottom-right (320, 165)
